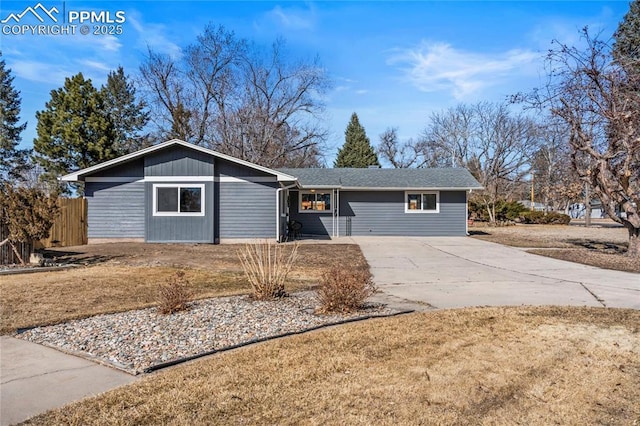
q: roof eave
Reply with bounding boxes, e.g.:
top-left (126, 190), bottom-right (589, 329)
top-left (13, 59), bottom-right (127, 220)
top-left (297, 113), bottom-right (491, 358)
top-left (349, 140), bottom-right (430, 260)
top-left (59, 139), bottom-right (297, 183)
top-left (295, 185), bottom-right (484, 191)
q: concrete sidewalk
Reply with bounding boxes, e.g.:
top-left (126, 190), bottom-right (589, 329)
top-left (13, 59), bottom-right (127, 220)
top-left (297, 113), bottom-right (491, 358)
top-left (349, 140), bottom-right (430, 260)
top-left (1, 336), bottom-right (136, 426)
top-left (356, 236), bottom-right (640, 310)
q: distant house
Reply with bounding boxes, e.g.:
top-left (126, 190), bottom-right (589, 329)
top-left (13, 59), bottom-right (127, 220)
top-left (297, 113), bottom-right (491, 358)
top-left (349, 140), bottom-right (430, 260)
top-left (569, 200), bottom-right (626, 219)
top-left (518, 200), bottom-right (550, 212)
top-left (61, 139), bottom-right (482, 243)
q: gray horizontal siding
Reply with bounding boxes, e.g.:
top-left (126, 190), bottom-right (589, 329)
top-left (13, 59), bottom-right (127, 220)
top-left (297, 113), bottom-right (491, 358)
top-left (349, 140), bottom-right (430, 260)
top-left (219, 182), bottom-right (277, 238)
top-left (145, 181), bottom-right (214, 243)
top-left (145, 146), bottom-right (214, 176)
top-left (289, 190), bottom-right (467, 237)
top-left (85, 181), bottom-right (145, 238)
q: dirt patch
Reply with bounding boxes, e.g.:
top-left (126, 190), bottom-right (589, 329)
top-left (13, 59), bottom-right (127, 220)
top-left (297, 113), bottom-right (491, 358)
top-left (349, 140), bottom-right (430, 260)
top-left (22, 306), bottom-right (640, 425)
top-left (470, 223), bottom-right (638, 272)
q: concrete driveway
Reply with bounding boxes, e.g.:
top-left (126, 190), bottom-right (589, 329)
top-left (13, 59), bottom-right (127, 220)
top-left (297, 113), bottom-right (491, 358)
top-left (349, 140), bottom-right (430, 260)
top-left (355, 237), bottom-right (640, 310)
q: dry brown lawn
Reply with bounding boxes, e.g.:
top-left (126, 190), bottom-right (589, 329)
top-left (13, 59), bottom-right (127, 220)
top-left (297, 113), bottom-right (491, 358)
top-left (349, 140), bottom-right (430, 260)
top-left (0, 243), bottom-right (366, 334)
top-left (23, 307), bottom-right (640, 425)
top-left (470, 223), bottom-right (639, 273)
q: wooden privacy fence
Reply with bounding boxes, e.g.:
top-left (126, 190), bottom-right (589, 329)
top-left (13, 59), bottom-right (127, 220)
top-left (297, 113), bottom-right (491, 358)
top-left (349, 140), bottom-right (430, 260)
top-left (36, 197), bottom-right (88, 249)
top-left (1, 198), bottom-right (86, 265)
top-left (0, 225), bottom-right (32, 265)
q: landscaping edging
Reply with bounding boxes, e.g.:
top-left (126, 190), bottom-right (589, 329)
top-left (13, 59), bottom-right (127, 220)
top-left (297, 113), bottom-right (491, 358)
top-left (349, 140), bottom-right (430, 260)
top-left (143, 309), bottom-right (413, 374)
top-left (0, 264), bottom-right (80, 276)
top-left (16, 292), bottom-right (411, 375)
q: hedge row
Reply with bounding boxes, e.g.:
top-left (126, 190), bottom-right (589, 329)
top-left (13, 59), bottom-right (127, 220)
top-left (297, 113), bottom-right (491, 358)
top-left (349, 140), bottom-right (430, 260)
top-left (518, 211), bottom-right (571, 225)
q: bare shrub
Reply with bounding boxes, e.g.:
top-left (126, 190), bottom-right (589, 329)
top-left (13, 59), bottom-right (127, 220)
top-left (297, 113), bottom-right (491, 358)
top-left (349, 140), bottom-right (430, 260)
top-left (237, 241), bottom-right (299, 300)
top-left (157, 271), bottom-right (192, 314)
top-left (317, 267), bottom-right (377, 313)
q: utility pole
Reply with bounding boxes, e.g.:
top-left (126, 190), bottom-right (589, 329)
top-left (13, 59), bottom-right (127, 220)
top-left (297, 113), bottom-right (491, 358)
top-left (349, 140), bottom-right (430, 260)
top-left (530, 173), bottom-right (535, 211)
top-left (584, 182), bottom-right (591, 227)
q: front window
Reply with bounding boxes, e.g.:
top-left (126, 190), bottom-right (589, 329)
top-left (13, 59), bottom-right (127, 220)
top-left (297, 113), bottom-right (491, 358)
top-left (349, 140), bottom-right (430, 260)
top-left (405, 191), bottom-right (439, 213)
top-left (299, 191), bottom-right (332, 212)
top-left (154, 184), bottom-right (205, 216)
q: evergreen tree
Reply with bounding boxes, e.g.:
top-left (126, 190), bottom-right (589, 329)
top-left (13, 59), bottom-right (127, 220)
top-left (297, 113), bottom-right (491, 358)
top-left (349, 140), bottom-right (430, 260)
top-left (613, 0), bottom-right (640, 68)
top-left (34, 73), bottom-right (117, 187)
top-left (0, 52), bottom-right (30, 182)
top-left (102, 66), bottom-right (150, 154)
top-left (334, 113), bottom-right (380, 168)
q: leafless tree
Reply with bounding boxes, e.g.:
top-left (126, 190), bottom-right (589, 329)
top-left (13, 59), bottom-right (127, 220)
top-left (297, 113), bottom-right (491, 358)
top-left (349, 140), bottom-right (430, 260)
top-left (139, 25), bottom-right (330, 167)
top-left (423, 104), bottom-right (477, 168)
top-left (531, 121), bottom-right (582, 212)
top-left (377, 127), bottom-right (428, 168)
top-left (518, 28), bottom-right (640, 258)
top-left (420, 102), bottom-right (538, 222)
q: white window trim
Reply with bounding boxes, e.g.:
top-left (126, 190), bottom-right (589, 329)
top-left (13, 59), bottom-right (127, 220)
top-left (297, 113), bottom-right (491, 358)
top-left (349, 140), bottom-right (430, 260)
top-left (298, 190), bottom-right (333, 213)
top-left (153, 183), bottom-right (206, 217)
top-left (404, 191), bottom-right (440, 214)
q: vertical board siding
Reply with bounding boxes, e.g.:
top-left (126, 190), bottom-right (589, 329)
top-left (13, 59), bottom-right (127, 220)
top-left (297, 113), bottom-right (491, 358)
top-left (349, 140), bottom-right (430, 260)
top-left (219, 181), bottom-right (277, 238)
top-left (145, 181), bottom-right (214, 243)
top-left (216, 159), bottom-right (271, 178)
top-left (92, 158), bottom-right (143, 178)
top-left (289, 190), bottom-right (467, 237)
top-left (145, 146), bottom-right (214, 176)
top-left (86, 181), bottom-right (145, 238)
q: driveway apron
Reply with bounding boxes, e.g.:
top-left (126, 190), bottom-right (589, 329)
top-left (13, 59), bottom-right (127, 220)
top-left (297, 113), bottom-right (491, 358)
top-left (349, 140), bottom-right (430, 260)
top-left (354, 237), bottom-right (640, 310)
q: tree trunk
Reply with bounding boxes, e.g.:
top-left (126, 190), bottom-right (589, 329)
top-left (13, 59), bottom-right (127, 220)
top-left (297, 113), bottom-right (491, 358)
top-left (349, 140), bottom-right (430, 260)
top-left (486, 204), bottom-right (495, 224)
top-left (627, 227), bottom-right (640, 259)
top-left (584, 183), bottom-right (591, 227)
top-left (9, 241), bottom-right (25, 265)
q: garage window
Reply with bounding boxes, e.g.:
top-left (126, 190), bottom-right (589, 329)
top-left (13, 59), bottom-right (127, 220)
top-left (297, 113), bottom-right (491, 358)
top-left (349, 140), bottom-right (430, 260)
top-left (153, 184), bottom-right (205, 216)
top-left (405, 191), bottom-right (439, 213)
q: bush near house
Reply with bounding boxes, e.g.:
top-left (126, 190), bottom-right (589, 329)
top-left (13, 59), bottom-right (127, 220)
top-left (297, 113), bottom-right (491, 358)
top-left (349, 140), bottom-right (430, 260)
top-left (157, 270), bottom-right (192, 314)
top-left (237, 241), bottom-right (299, 300)
top-left (519, 211), bottom-right (571, 225)
top-left (469, 199), bottom-right (527, 222)
top-left (317, 267), bottom-right (377, 313)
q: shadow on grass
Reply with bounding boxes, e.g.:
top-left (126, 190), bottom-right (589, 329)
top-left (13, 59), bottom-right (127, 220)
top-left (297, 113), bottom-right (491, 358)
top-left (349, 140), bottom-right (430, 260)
top-left (38, 249), bottom-right (125, 266)
top-left (565, 239), bottom-right (628, 254)
top-left (468, 230), bottom-right (490, 236)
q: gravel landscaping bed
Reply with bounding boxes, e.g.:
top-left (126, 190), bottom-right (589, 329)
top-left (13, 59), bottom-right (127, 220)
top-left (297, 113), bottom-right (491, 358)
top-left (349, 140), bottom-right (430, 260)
top-left (16, 292), bottom-right (401, 375)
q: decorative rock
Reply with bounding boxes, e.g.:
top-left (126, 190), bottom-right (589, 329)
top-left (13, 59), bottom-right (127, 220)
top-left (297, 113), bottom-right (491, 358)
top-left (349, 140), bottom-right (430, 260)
top-left (17, 291), bottom-right (399, 375)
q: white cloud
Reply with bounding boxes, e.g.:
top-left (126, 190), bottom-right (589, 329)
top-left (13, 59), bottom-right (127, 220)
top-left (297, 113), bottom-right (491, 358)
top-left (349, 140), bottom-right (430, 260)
top-left (10, 59), bottom-right (112, 87)
top-left (388, 41), bottom-right (540, 99)
top-left (267, 5), bottom-right (315, 30)
top-left (127, 12), bottom-right (182, 59)
top-left (77, 60), bottom-right (111, 72)
top-left (10, 60), bottom-right (70, 84)
top-left (93, 35), bottom-right (122, 52)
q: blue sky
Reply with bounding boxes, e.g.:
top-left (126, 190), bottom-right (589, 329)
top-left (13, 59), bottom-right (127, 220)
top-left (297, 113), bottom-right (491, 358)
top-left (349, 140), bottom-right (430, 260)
top-left (1, 0), bottom-right (631, 165)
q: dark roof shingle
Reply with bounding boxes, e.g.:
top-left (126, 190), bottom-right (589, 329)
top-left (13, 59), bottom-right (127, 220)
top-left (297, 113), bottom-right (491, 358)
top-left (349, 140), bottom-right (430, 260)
top-left (277, 168), bottom-right (482, 189)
